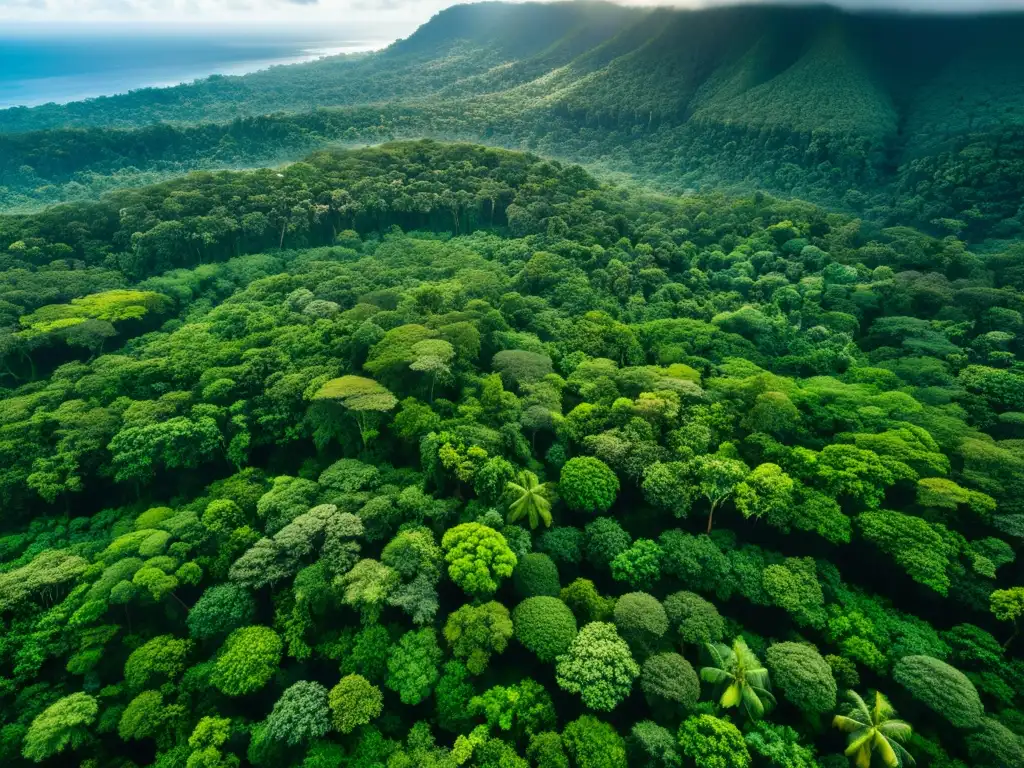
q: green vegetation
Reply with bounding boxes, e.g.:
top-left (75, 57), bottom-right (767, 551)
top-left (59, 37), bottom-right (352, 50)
top-left (4, 2), bottom-right (1024, 247)
top-left (1, 25), bottom-right (1024, 760)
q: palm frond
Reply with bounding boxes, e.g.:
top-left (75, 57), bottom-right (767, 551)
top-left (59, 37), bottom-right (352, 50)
top-left (879, 720), bottom-right (912, 743)
top-left (873, 690), bottom-right (897, 723)
top-left (704, 642), bottom-right (732, 670)
top-left (873, 731), bottom-right (900, 768)
top-left (833, 715), bottom-right (867, 733)
top-left (750, 685), bottom-right (776, 707)
top-left (746, 668), bottom-right (771, 689)
top-left (845, 731), bottom-right (874, 758)
top-left (741, 682), bottom-right (766, 719)
top-left (891, 739), bottom-right (916, 767)
top-left (701, 667), bottom-right (732, 685)
top-left (844, 689), bottom-right (873, 723)
top-left (720, 681), bottom-right (742, 708)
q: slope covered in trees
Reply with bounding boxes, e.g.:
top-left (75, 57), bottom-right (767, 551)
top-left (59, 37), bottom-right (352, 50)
top-left (3, 2), bottom-right (1024, 242)
top-left (1, 140), bottom-right (1023, 767)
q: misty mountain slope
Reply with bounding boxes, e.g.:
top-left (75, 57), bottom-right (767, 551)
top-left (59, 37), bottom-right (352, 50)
top-left (3, 1), bottom-right (1024, 239)
top-left (902, 36), bottom-right (1024, 155)
top-left (689, 24), bottom-right (898, 139)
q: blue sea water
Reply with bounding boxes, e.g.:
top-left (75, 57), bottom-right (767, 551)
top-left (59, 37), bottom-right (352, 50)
top-left (0, 33), bottom-right (387, 109)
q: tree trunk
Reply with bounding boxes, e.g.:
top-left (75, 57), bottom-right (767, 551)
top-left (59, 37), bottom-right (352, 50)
top-left (706, 500), bottom-right (718, 534)
top-left (1004, 624), bottom-right (1019, 650)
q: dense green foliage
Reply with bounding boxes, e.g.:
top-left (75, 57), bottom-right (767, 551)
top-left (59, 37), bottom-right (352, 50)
top-left (3, 1), bottom-right (1024, 251)
top-left (0, 89), bottom-right (1023, 766)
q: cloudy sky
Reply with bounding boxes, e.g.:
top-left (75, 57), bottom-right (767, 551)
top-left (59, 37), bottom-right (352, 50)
top-left (2, 0), bottom-right (1022, 29)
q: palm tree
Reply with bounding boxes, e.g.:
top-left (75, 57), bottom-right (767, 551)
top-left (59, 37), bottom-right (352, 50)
top-left (505, 471), bottom-right (555, 529)
top-left (833, 690), bottom-right (915, 768)
top-left (700, 637), bottom-right (776, 720)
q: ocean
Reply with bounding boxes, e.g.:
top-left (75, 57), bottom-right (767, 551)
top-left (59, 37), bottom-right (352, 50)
top-left (0, 33), bottom-right (389, 109)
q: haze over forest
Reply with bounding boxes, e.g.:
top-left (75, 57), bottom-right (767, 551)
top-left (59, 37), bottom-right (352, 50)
top-left (1, 3), bottom-right (1024, 768)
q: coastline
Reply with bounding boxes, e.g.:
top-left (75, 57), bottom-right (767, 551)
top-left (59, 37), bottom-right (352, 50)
top-left (0, 40), bottom-right (386, 110)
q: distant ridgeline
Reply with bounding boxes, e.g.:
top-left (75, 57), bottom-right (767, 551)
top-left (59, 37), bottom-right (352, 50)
top-left (2, 1), bottom-right (1024, 239)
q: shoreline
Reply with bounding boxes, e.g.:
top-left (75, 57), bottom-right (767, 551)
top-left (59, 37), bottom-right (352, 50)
top-left (0, 41), bottom-right (386, 110)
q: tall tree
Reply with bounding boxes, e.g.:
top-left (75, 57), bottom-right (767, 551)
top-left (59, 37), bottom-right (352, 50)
top-left (700, 638), bottom-right (775, 721)
top-left (505, 471), bottom-right (555, 529)
top-left (832, 690), bottom-right (915, 768)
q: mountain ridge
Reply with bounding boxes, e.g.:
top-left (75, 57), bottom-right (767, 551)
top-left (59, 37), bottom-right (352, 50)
top-left (2, 2), bottom-right (1024, 239)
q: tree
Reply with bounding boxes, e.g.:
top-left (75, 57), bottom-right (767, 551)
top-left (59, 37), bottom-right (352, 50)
top-left (561, 577), bottom-right (616, 623)
top-left (513, 552), bottom-right (561, 598)
top-left (559, 457), bottom-right (619, 513)
top-left (492, 350), bottom-right (553, 389)
top-left (561, 715), bottom-right (627, 768)
top-left (505, 470), bottom-right (555, 529)
top-left (118, 690), bottom-right (180, 744)
top-left (436, 660), bottom-right (476, 734)
top-left (441, 523), bottom-right (517, 598)
top-left (339, 558), bottom-right (398, 623)
top-left (663, 591), bottom-right (724, 647)
top-left (443, 601), bottom-right (513, 675)
top-left (610, 538), bottom-right (663, 590)
top-left (381, 527), bottom-right (442, 582)
top-left (329, 675), bottom-right (383, 734)
top-left (124, 634), bottom-right (192, 690)
top-left (584, 517), bottom-right (632, 569)
top-left (762, 556), bottom-right (826, 629)
top-left (363, 323), bottom-right (436, 381)
top-left (734, 463), bottom-right (794, 524)
top-left (190, 585), bottom-right (258, 638)
top-left (629, 721), bottom-right (682, 768)
top-left (658, 531), bottom-right (733, 599)
top-left (22, 693), bottom-right (98, 762)
top-left (388, 573), bottom-right (440, 626)
top-left (743, 722), bottom-right (818, 768)
top-left (266, 681), bottom-right (331, 745)
top-left (211, 626), bottom-right (283, 696)
top-left (469, 679), bottom-right (556, 738)
top-left (859, 510), bottom-right (957, 595)
top-left (990, 587), bottom-right (1024, 648)
top-left (613, 591), bottom-right (669, 653)
top-left (312, 375), bottom-right (398, 447)
top-left (386, 628), bottom-right (442, 705)
top-left (832, 690), bottom-right (915, 768)
top-left (393, 397), bottom-right (441, 441)
top-left (765, 642), bottom-right (837, 715)
top-left (677, 715), bottom-right (750, 768)
top-left (555, 621), bottom-right (640, 711)
top-left (255, 475), bottom-right (319, 534)
top-left (742, 391), bottom-right (801, 436)
top-left (700, 638), bottom-right (775, 720)
top-left (691, 455), bottom-right (750, 533)
top-left (966, 717), bottom-right (1024, 768)
top-left (641, 653), bottom-right (700, 711)
top-left (513, 596), bottom-right (578, 662)
top-left (528, 732), bottom-right (569, 768)
top-left (642, 461), bottom-right (693, 518)
top-left (319, 458), bottom-right (381, 495)
top-left (409, 339), bottom-right (455, 400)
top-left (892, 655), bottom-right (983, 729)
top-left (475, 456), bottom-right (517, 506)
top-left (538, 526), bottom-right (583, 566)
top-left (187, 716), bottom-right (235, 768)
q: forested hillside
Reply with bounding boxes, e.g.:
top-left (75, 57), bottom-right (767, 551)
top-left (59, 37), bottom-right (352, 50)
top-left (1, 140), bottom-right (1023, 768)
top-left (3, 2), bottom-right (1024, 243)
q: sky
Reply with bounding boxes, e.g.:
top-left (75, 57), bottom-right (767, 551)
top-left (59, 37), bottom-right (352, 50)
top-left (2, 0), bottom-right (1023, 31)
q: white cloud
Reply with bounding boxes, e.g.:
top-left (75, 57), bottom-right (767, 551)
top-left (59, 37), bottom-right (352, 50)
top-left (2, 0), bottom-right (1022, 27)
top-left (0, 0), bottom-right (452, 27)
